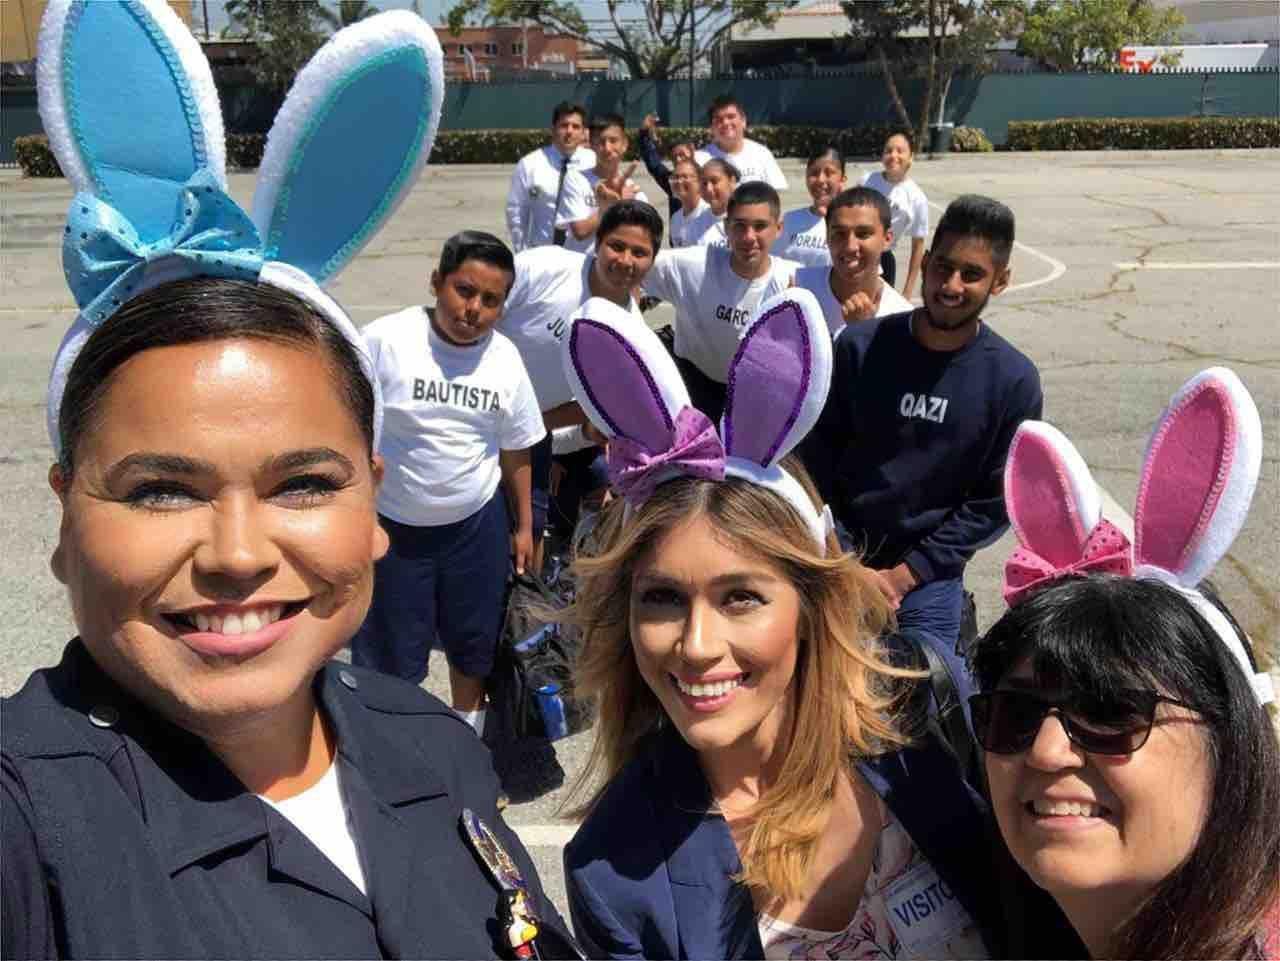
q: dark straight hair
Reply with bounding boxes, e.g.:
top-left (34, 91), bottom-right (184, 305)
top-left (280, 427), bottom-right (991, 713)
top-left (706, 93), bottom-right (744, 123)
top-left (437, 230), bottom-right (515, 286)
top-left (597, 199), bottom-right (664, 250)
top-left (932, 194), bottom-right (1015, 266)
top-left (589, 113), bottom-right (627, 138)
top-left (700, 157), bottom-right (740, 184)
top-left (973, 575), bottom-right (1280, 960)
top-left (826, 186), bottom-right (892, 231)
top-left (57, 277), bottom-right (376, 474)
top-left (551, 100), bottom-right (586, 126)
top-left (806, 146), bottom-right (846, 174)
top-left (726, 180), bottom-right (780, 220)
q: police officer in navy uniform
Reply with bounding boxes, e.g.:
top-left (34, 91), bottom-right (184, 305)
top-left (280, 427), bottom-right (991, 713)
top-left (1, 274), bottom-right (579, 960)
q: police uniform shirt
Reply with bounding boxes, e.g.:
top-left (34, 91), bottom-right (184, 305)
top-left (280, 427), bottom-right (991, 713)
top-left (1, 640), bottom-right (573, 959)
top-left (553, 169), bottom-right (651, 253)
top-left (505, 144), bottom-right (596, 252)
top-left (773, 207), bottom-right (832, 268)
top-left (794, 264), bottom-right (915, 338)
top-left (643, 245), bottom-right (799, 384)
top-left (499, 246), bottom-right (645, 412)
top-left (364, 307), bottom-right (546, 528)
top-left (694, 139), bottom-right (789, 190)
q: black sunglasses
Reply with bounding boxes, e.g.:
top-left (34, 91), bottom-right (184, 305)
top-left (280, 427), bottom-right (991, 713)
top-left (968, 688), bottom-right (1198, 756)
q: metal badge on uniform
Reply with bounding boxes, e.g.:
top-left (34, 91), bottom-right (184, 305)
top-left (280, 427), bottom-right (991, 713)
top-left (883, 861), bottom-right (975, 957)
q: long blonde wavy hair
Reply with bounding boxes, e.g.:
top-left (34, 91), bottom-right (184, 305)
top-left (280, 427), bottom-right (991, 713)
top-left (560, 456), bottom-right (920, 902)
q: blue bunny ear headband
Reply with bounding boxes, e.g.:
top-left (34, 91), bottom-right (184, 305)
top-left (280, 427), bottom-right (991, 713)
top-left (39, 0), bottom-right (445, 454)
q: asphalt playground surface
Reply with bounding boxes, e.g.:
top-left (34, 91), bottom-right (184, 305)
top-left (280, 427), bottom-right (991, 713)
top-left (2, 149), bottom-right (1278, 919)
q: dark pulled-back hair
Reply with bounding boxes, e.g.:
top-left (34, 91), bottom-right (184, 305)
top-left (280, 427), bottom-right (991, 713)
top-left (826, 186), bottom-right (892, 231)
top-left (551, 100), bottom-right (586, 126)
top-left (727, 180), bottom-right (781, 220)
top-left (932, 193), bottom-right (1015, 266)
top-left (806, 145), bottom-right (846, 174)
top-left (973, 575), bottom-right (1280, 960)
top-left (57, 277), bottom-right (376, 473)
top-left (437, 230), bottom-right (515, 285)
top-left (700, 157), bottom-right (740, 184)
top-left (597, 199), bottom-right (663, 250)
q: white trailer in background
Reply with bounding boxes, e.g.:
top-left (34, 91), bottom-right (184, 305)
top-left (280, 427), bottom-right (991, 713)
top-left (1118, 42), bottom-right (1278, 72)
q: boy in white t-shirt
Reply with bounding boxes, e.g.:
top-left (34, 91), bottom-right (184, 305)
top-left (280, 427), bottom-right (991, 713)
top-left (773, 146), bottom-right (848, 268)
top-left (643, 181), bottom-right (799, 421)
top-left (557, 113), bottom-right (651, 254)
top-left (501, 200), bottom-right (662, 548)
top-left (860, 130), bottom-right (930, 296)
top-left (693, 94), bottom-right (787, 190)
top-left (353, 231), bottom-right (546, 736)
top-left (794, 186), bottom-right (914, 339)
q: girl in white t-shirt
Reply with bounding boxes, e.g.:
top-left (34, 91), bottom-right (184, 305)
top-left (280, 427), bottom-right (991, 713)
top-left (668, 157), bottom-right (708, 248)
top-left (353, 231), bottom-right (546, 737)
top-left (773, 147), bottom-right (848, 268)
top-left (861, 131), bottom-right (930, 297)
top-left (684, 157), bottom-right (738, 248)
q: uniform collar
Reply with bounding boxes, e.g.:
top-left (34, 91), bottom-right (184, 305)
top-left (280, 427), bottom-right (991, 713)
top-left (36, 642), bottom-right (449, 875)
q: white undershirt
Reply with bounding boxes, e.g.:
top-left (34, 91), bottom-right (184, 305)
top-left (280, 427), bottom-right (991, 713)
top-left (260, 762), bottom-right (367, 895)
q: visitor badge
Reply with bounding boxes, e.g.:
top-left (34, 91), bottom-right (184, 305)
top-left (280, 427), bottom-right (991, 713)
top-left (883, 861), bottom-right (972, 957)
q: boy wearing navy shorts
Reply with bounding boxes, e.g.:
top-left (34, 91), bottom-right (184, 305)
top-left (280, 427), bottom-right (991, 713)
top-left (354, 232), bottom-right (545, 736)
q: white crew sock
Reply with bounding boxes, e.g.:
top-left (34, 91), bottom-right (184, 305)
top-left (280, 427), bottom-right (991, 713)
top-left (455, 706), bottom-right (486, 737)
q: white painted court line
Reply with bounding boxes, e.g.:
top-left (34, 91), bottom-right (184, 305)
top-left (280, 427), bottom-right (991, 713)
top-left (1114, 261), bottom-right (1280, 270)
top-left (921, 197), bottom-right (1067, 295)
top-left (513, 823), bottom-right (577, 847)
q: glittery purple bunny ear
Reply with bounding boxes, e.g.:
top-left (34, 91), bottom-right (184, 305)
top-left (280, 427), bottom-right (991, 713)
top-left (561, 296), bottom-right (690, 451)
top-left (721, 287), bottom-right (832, 469)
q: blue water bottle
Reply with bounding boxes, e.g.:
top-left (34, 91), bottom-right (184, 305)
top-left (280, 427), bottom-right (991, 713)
top-left (534, 681), bottom-right (570, 740)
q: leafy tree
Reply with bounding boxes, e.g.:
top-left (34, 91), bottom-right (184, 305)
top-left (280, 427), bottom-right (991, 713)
top-left (844, 0), bottom-right (1023, 148)
top-left (224, 0), bottom-right (331, 91)
top-left (445, 0), bottom-right (799, 80)
top-left (1018, 0), bottom-right (1185, 71)
top-left (320, 0), bottom-right (382, 30)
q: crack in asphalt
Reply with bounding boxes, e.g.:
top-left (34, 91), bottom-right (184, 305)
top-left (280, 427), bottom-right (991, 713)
top-left (1222, 552), bottom-right (1279, 671)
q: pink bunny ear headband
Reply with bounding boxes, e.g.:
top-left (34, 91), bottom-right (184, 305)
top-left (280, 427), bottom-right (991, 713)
top-left (560, 289), bottom-right (836, 552)
top-left (1002, 368), bottom-right (1273, 706)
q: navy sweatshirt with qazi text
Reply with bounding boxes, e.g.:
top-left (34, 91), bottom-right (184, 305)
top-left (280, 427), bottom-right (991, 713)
top-left (802, 311), bottom-right (1043, 583)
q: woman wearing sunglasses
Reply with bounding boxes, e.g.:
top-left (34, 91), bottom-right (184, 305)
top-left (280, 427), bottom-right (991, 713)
top-left (969, 374), bottom-right (1280, 961)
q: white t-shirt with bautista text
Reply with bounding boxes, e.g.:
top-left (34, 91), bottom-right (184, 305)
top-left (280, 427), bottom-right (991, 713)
top-left (363, 308), bottom-right (546, 527)
top-left (500, 246), bottom-right (645, 412)
top-left (643, 245), bottom-right (798, 383)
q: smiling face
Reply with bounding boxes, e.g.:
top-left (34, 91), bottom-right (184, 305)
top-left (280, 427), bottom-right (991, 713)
top-left (827, 202), bottom-right (892, 287)
top-left (629, 514), bottom-right (801, 757)
top-left (709, 104), bottom-right (746, 152)
top-left (431, 258), bottom-right (513, 346)
top-left (727, 200), bottom-right (781, 275)
top-left (50, 338), bottom-right (388, 733)
top-left (881, 133), bottom-right (913, 182)
top-left (921, 233), bottom-right (1010, 331)
top-left (805, 157), bottom-right (846, 212)
top-left (591, 123), bottom-right (628, 177)
top-left (593, 222), bottom-right (656, 301)
top-left (669, 159), bottom-right (702, 212)
top-left (984, 661), bottom-right (1214, 915)
top-left (700, 166), bottom-right (737, 215)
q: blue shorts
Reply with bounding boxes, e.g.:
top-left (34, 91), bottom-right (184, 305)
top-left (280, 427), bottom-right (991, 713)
top-left (351, 494), bottom-right (510, 683)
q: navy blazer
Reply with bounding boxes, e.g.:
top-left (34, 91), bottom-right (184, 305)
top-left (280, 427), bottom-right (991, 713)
top-left (563, 725), bottom-right (1006, 960)
top-left (2, 639), bottom-right (575, 959)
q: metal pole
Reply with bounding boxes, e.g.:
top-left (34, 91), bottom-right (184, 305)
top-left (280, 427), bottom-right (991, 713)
top-left (202, 0), bottom-right (210, 40)
top-left (688, 1), bottom-right (695, 125)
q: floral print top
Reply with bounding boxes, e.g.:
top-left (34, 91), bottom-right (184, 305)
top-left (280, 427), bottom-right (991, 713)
top-left (758, 800), bottom-right (989, 960)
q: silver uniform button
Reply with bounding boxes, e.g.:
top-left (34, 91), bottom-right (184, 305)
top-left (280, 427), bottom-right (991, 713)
top-left (88, 704), bottom-right (119, 728)
top-left (338, 669), bottom-right (359, 690)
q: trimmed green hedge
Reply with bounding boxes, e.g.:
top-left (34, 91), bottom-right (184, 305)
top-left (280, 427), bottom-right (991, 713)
top-left (13, 135), bottom-right (63, 177)
top-left (951, 126), bottom-right (994, 153)
top-left (1007, 116), bottom-right (1280, 150)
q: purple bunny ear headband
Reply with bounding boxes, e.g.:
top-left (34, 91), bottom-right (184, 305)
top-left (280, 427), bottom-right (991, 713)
top-left (39, 0), bottom-right (446, 455)
top-left (561, 289), bottom-right (836, 552)
top-left (1002, 368), bottom-right (1273, 706)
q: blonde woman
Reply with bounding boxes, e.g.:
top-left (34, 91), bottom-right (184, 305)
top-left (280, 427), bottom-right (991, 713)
top-left (554, 291), bottom-right (1012, 960)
